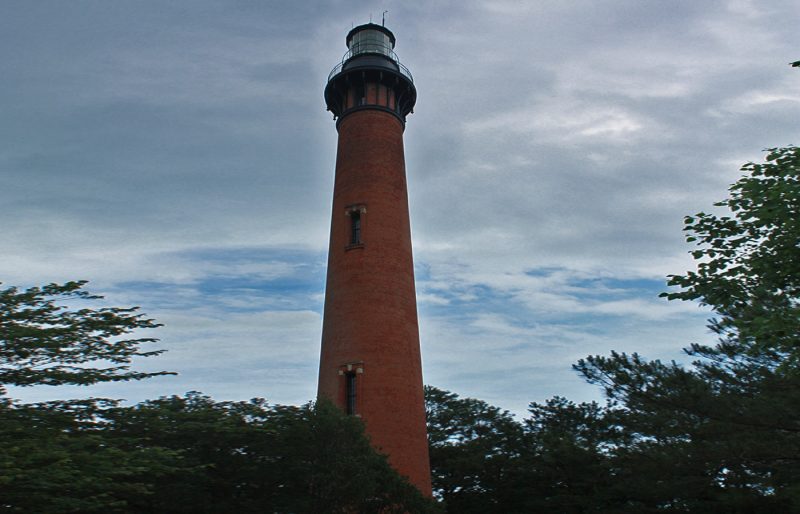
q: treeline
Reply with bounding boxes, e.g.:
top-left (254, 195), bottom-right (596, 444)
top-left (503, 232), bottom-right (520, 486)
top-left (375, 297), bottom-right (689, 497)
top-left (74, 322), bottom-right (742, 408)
top-left (425, 147), bottom-right (800, 512)
top-left (1, 394), bottom-right (435, 513)
top-left (1, 146), bottom-right (798, 512)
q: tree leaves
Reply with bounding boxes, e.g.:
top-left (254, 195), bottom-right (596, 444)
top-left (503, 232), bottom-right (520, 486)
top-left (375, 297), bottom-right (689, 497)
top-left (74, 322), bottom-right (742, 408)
top-left (0, 281), bottom-right (173, 392)
top-left (576, 146), bottom-right (800, 511)
top-left (0, 395), bottom-right (439, 513)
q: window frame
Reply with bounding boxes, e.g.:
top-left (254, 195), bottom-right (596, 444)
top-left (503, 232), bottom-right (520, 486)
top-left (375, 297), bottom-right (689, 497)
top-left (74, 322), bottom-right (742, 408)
top-left (345, 371), bottom-right (357, 415)
top-left (345, 205), bottom-right (366, 250)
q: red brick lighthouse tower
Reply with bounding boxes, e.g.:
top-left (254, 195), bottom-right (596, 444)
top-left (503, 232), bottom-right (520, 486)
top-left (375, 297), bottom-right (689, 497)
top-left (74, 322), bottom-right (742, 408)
top-left (318, 23), bottom-right (431, 495)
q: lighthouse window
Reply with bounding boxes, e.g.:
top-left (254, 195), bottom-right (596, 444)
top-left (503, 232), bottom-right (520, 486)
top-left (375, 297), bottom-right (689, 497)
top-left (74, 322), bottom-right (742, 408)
top-left (350, 211), bottom-right (362, 244)
top-left (349, 29), bottom-right (391, 57)
top-left (345, 372), bottom-right (357, 415)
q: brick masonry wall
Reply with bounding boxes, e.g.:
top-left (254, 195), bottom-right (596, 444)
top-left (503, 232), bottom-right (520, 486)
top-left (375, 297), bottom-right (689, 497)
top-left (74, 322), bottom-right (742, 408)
top-left (318, 108), bottom-right (432, 496)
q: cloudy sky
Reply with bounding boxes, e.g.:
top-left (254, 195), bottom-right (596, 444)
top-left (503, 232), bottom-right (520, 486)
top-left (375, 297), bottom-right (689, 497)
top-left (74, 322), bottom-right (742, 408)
top-left (2, 1), bottom-right (798, 416)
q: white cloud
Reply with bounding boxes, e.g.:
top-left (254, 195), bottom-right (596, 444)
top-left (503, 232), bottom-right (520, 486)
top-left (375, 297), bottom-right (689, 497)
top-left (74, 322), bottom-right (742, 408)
top-left (2, 0), bottom-right (798, 415)
top-left (717, 87), bottom-right (800, 114)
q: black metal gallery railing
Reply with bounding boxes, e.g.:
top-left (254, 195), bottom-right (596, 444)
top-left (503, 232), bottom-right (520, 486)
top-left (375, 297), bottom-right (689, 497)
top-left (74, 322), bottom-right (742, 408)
top-left (327, 41), bottom-right (413, 83)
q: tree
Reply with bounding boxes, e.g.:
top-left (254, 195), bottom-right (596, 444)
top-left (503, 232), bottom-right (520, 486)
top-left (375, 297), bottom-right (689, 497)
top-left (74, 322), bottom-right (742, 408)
top-left (425, 387), bottom-right (625, 513)
top-left (665, 146), bottom-right (799, 357)
top-left (576, 146), bottom-right (800, 511)
top-left (0, 281), bottom-right (172, 393)
top-left (425, 386), bottom-right (525, 512)
top-left (421, 148), bottom-right (800, 512)
top-left (0, 396), bottom-right (181, 513)
top-left (0, 282), bottom-right (439, 512)
top-left (0, 281), bottom-right (184, 512)
top-left (0, 394), bottom-right (440, 513)
top-left (105, 394), bottom-right (438, 513)
top-left (520, 397), bottom-right (620, 513)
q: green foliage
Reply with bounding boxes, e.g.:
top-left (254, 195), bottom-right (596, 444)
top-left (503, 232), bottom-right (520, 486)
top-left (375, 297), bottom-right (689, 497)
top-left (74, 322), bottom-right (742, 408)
top-left (428, 147), bottom-right (800, 513)
top-left (0, 281), bottom-right (172, 392)
top-left (425, 387), bottom-right (622, 513)
top-left (6, 146), bottom-right (797, 512)
top-left (425, 386), bottom-right (523, 512)
top-left (0, 281), bottom-right (437, 512)
top-left (521, 397), bottom-right (618, 512)
top-left (576, 146), bottom-right (800, 511)
top-left (106, 394), bottom-right (436, 513)
top-left (663, 146), bottom-right (800, 359)
top-left (0, 397), bottom-right (180, 513)
top-left (0, 394), bottom-right (438, 513)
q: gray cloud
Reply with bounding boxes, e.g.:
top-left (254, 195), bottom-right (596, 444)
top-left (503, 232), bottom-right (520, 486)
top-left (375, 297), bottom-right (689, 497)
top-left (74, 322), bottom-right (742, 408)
top-left (2, 0), bottom-right (798, 415)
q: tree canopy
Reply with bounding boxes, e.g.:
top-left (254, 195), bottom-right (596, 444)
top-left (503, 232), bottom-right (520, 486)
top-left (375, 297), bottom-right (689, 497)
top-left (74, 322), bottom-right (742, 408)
top-left (0, 394), bottom-right (439, 513)
top-left (0, 282), bottom-right (438, 513)
top-left (0, 280), bottom-right (171, 393)
top-left (426, 146), bottom-right (800, 512)
top-left (2, 146), bottom-right (797, 511)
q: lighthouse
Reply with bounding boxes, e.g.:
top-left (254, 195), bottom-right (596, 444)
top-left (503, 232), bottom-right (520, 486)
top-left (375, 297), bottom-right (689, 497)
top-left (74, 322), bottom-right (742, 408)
top-left (318, 23), bottom-right (432, 495)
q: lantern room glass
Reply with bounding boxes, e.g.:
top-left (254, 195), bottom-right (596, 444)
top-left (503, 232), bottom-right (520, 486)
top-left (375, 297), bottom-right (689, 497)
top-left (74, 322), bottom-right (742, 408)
top-left (348, 29), bottom-right (392, 58)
